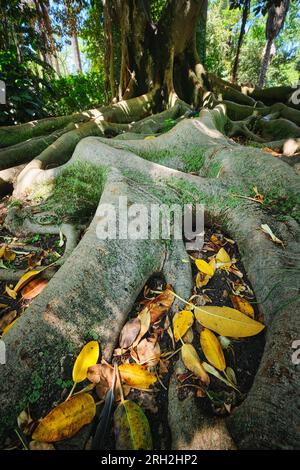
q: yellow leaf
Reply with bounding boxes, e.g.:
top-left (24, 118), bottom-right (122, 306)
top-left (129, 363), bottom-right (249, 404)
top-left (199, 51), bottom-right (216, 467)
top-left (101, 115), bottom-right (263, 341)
top-left (14, 270), bottom-right (40, 292)
top-left (72, 341), bottom-right (100, 383)
top-left (144, 135), bottom-right (156, 140)
top-left (181, 343), bottom-right (210, 385)
top-left (118, 363), bottom-right (157, 389)
top-left (3, 247), bottom-right (16, 262)
top-left (0, 246), bottom-right (5, 258)
top-left (195, 306), bottom-right (265, 338)
top-left (2, 318), bottom-right (18, 335)
top-left (32, 394), bottom-right (96, 442)
top-left (173, 310), bottom-right (194, 342)
top-left (230, 295), bottom-right (254, 319)
top-left (200, 328), bottom-right (226, 371)
top-left (195, 259), bottom-right (215, 277)
top-left (114, 400), bottom-right (152, 450)
top-left (196, 272), bottom-right (211, 288)
top-left (216, 248), bottom-right (231, 263)
top-left (5, 285), bottom-right (17, 299)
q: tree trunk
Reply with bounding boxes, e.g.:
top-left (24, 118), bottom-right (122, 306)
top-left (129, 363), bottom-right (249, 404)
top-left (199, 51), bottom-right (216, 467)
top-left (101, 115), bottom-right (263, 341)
top-left (231, 0), bottom-right (250, 84)
top-left (0, 0), bottom-right (300, 451)
top-left (196, 0), bottom-right (208, 66)
top-left (258, 37), bottom-right (273, 88)
top-left (71, 33), bottom-right (82, 73)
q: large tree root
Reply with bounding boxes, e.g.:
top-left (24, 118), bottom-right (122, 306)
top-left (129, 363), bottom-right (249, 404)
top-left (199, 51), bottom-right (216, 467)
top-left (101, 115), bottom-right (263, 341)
top-left (1, 101), bottom-right (300, 449)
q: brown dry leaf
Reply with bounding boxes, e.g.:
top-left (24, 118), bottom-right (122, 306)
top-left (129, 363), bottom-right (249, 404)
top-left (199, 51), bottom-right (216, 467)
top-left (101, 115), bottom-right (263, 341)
top-left (144, 284), bottom-right (174, 323)
top-left (32, 394), bottom-right (96, 442)
top-left (182, 327), bottom-right (194, 343)
top-left (88, 363), bottom-right (129, 400)
top-left (21, 278), bottom-right (48, 300)
top-left (135, 337), bottom-right (161, 367)
top-left (200, 328), bottom-right (226, 371)
top-left (29, 441), bottom-right (55, 450)
top-left (119, 317), bottom-right (141, 349)
top-left (253, 186), bottom-right (264, 204)
top-left (230, 295), bottom-right (254, 319)
top-left (119, 363), bottom-right (157, 389)
top-left (14, 270), bottom-right (41, 292)
top-left (131, 308), bottom-right (151, 348)
top-left (260, 224), bottom-right (284, 247)
top-left (0, 310), bottom-right (17, 331)
top-left (181, 343), bottom-right (210, 385)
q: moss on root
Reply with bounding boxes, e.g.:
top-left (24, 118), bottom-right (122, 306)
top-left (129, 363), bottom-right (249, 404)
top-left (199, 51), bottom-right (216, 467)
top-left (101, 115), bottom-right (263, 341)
top-left (33, 162), bottom-right (107, 222)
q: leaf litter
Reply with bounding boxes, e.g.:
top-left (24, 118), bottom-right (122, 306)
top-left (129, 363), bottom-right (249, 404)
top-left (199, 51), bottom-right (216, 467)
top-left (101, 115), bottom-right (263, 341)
top-left (3, 228), bottom-right (265, 451)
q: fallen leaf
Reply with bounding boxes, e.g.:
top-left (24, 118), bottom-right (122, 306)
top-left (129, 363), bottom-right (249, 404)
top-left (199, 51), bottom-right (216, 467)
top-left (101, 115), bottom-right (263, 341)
top-left (118, 363), bottom-right (157, 389)
top-left (196, 272), bottom-right (211, 288)
top-left (0, 310), bottom-right (17, 331)
top-left (200, 328), bottom-right (226, 371)
top-left (119, 318), bottom-right (141, 349)
top-left (202, 362), bottom-right (239, 391)
top-left (114, 400), bottom-right (152, 450)
top-left (195, 259), bottom-right (215, 277)
top-left (173, 310), bottom-right (194, 342)
top-left (181, 343), bottom-right (210, 385)
top-left (230, 295), bottom-right (254, 319)
top-left (73, 341), bottom-right (100, 383)
top-left (260, 224), bottom-right (284, 247)
top-left (0, 245), bottom-right (16, 262)
top-left (21, 279), bottom-right (48, 300)
top-left (29, 441), bottom-right (55, 450)
top-left (14, 270), bottom-right (41, 292)
top-left (216, 247), bottom-right (231, 264)
top-left (195, 306), bottom-right (265, 338)
top-left (88, 364), bottom-right (130, 401)
top-left (182, 327), bottom-right (194, 343)
top-left (32, 394), bottom-right (96, 442)
top-left (144, 285), bottom-right (174, 323)
top-left (225, 367), bottom-right (237, 385)
top-left (135, 337), bottom-right (161, 367)
top-left (132, 308), bottom-right (151, 348)
top-left (92, 365), bottom-right (116, 450)
top-left (5, 285), bottom-right (17, 299)
top-left (2, 318), bottom-right (18, 335)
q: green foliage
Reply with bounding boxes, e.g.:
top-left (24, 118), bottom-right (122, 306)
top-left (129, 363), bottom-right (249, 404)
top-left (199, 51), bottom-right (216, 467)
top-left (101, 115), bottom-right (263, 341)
top-left (42, 72), bottom-right (106, 116)
top-left (207, 0), bottom-right (300, 86)
top-left (0, 0), bottom-right (56, 125)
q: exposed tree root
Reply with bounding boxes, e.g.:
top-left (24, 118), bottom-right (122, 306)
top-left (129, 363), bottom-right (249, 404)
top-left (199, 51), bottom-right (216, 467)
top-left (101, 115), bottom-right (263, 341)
top-left (1, 87), bottom-right (300, 449)
top-left (0, 221), bottom-right (81, 283)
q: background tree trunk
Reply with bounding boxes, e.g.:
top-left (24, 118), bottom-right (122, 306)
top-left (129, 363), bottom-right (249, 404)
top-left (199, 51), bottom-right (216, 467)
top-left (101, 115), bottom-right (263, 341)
top-left (231, 0), bottom-right (250, 84)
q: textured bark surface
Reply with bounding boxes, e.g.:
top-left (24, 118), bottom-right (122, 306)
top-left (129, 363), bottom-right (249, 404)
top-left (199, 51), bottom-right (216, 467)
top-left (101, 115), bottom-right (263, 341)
top-left (0, 107), bottom-right (299, 449)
